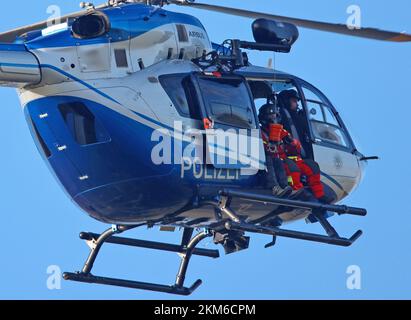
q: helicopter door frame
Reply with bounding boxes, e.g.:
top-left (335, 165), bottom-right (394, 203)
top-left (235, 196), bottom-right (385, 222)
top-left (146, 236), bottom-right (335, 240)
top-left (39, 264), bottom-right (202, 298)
top-left (189, 72), bottom-right (266, 171)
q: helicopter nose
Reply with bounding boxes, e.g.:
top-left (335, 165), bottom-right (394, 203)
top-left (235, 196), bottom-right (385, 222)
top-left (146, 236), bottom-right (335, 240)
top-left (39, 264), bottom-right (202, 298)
top-left (0, 43), bottom-right (41, 88)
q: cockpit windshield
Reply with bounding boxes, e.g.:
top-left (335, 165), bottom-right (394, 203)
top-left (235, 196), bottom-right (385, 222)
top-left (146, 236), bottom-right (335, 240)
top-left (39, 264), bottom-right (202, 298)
top-left (247, 75), bottom-right (354, 155)
top-left (271, 80), bottom-right (297, 95)
top-left (301, 85), bottom-right (351, 149)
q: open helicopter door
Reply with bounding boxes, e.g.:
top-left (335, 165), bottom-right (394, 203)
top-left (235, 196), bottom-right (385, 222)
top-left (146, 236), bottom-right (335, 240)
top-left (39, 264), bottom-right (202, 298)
top-left (190, 72), bottom-right (266, 173)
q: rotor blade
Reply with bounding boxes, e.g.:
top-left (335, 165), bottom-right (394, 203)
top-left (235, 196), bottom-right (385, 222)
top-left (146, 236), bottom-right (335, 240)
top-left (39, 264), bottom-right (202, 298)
top-left (171, 1), bottom-right (411, 42)
top-left (0, 4), bottom-right (108, 43)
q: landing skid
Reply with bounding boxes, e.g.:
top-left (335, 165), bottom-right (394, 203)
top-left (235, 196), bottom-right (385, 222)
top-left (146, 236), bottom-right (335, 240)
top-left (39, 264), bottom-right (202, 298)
top-left (63, 189), bottom-right (367, 296)
top-left (216, 189), bottom-right (367, 248)
top-left (63, 226), bottom-right (219, 296)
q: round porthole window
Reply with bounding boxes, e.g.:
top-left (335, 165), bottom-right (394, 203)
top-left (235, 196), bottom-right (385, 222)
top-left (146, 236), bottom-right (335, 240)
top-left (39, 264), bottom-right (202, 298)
top-left (72, 13), bottom-right (109, 39)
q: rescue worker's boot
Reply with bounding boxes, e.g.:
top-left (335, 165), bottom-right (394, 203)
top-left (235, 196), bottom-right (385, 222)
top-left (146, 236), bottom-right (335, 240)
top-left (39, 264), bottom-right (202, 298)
top-left (272, 185), bottom-right (293, 198)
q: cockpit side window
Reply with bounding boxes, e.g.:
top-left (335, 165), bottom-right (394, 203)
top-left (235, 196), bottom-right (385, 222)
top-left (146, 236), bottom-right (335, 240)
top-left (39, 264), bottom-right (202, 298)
top-left (302, 85), bottom-right (351, 149)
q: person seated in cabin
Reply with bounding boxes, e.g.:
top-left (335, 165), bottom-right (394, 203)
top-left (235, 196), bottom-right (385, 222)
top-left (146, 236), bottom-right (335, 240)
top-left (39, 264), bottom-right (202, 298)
top-left (258, 99), bottom-right (300, 199)
top-left (277, 89), bottom-right (309, 142)
top-left (276, 90), bottom-right (330, 203)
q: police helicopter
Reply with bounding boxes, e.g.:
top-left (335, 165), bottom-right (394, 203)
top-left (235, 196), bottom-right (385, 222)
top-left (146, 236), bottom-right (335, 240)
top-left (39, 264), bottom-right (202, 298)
top-left (0, 0), bottom-right (409, 296)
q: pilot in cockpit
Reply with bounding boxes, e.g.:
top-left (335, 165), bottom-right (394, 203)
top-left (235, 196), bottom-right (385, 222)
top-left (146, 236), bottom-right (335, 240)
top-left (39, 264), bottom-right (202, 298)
top-left (277, 89), bottom-right (308, 142)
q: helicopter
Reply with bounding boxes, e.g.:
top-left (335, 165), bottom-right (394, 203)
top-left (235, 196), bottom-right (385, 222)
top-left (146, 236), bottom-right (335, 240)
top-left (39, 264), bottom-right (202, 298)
top-left (0, 0), bottom-right (409, 296)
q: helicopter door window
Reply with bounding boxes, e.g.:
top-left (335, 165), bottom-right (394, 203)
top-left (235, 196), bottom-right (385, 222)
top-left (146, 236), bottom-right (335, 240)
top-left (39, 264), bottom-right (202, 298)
top-left (197, 76), bottom-right (256, 129)
top-left (58, 102), bottom-right (110, 146)
top-left (159, 74), bottom-right (201, 119)
top-left (114, 49), bottom-right (129, 68)
top-left (31, 118), bottom-right (51, 158)
top-left (176, 24), bottom-right (189, 43)
top-left (302, 86), bottom-right (350, 148)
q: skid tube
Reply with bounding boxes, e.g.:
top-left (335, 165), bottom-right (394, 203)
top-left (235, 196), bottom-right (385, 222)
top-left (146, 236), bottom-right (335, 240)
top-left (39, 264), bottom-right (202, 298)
top-left (214, 189), bottom-right (367, 248)
top-left (63, 225), bottom-right (219, 296)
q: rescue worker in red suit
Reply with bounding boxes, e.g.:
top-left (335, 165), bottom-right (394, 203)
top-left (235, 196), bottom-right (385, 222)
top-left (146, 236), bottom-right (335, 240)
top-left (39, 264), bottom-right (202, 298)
top-left (259, 100), bottom-right (302, 199)
top-left (277, 89), bottom-right (330, 203)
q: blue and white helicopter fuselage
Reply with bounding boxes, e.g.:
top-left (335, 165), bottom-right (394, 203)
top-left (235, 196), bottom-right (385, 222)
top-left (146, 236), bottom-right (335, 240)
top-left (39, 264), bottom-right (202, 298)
top-left (1, 3), bottom-right (363, 228)
top-left (0, 0), bottom-right (384, 295)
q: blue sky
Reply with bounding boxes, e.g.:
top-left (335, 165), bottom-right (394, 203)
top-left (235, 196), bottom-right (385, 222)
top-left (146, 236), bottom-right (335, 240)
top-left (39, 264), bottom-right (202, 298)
top-left (0, 0), bottom-right (410, 300)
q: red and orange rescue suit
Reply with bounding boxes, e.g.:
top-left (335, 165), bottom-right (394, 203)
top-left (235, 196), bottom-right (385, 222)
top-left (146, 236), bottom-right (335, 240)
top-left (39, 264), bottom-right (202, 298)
top-left (263, 124), bottom-right (325, 199)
